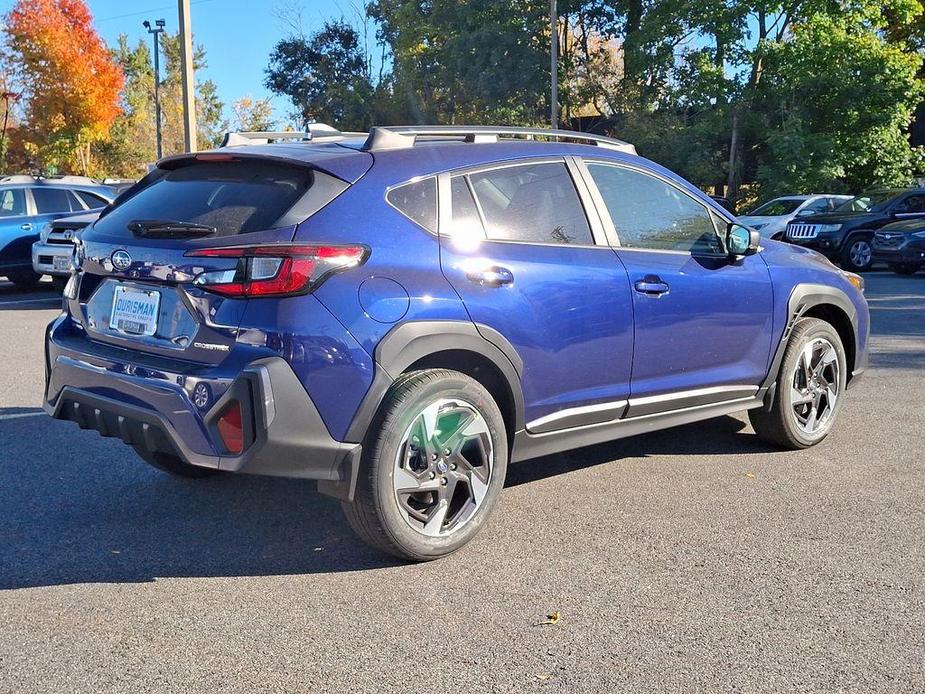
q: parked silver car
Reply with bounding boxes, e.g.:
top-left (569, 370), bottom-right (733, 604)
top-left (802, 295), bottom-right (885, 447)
top-left (739, 194), bottom-right (852, 239)
top-left (31, 210), bottom-right (101, 291)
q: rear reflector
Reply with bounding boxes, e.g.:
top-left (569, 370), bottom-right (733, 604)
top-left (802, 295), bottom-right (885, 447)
top-left (216, 401), bottom-right (244, 454)
top-left (186, 244), bottom-right (367, 298)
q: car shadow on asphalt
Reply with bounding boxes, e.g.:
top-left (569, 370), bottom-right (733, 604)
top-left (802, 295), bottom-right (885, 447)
top-left (506, 415), bottom-right (774, 488)
top-left (0, 415), bottom-right (405, 590)
top-left (0, 413), bottom-right (771, 590)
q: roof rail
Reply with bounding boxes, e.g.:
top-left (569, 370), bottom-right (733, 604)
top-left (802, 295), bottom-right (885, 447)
top-left (362, 125), bottom-right (636, 154)
top-left (44, 175), bottom-right (101, 185)
top-left (0, 174), bottom-right (103, 185)
top-left (220, 123), bottom-right (366, 148)
top-left (0, 174), bottom-right (37, 184)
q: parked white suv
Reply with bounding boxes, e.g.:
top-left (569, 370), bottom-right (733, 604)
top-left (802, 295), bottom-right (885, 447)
top-left (739, 194), bottom-right (852, 239)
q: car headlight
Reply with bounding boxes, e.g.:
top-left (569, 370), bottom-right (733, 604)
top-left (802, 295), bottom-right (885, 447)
top-left (818, 224), bottom-right (842, 233)
top-left (38, 222), bottom-right (53, 242)
top-left (912, 230), bottom-right (925, 238)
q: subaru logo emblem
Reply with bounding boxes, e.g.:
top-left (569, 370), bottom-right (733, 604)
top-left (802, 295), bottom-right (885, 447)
top-left (111, 250), bottom-right (132, 271)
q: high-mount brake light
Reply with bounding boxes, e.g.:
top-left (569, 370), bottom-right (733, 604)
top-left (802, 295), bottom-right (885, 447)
top-left (194, 153), bottom-right (235, 162)
top-left (185, 244), bottom-right (368, 298)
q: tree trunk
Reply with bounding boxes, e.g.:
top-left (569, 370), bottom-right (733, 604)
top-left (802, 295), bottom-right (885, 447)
top-left (623, 0), bottom-right (643, 85)
top-left (726, 108), bottom-right (740, 203)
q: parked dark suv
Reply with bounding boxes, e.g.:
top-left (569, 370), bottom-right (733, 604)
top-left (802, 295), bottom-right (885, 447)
top-left (44, 125), bottom-right (870, 560)
top-left (784, 188), bottom-right (925, 272)
top-left (871, 218), bottom-right (925, 274)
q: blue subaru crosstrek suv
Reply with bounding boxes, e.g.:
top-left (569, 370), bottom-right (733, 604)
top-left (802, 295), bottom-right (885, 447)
top-left (43, 125), bottom-right (869, 560)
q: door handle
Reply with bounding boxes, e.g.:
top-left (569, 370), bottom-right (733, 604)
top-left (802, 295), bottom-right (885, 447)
top-left (20, 223), bottom-right (33, 231)
top-left (466, 265), bottom-right (514, 287)
top-left (634, 276), bottom-right (670, 296)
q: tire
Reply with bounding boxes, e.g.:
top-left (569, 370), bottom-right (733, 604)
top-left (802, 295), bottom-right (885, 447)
top-left (888, 262), bottom-right (922, 276)
top-left (749, 317), bottom-right (847, 449)
top-left (134, 448), bottom-right (222, 478)
top-left (840, 235), bottom-right (874, 272)
top-left (51, 276), bottom-right (68, 293)
top-left (342, 369), bottom-right (508, 561)
top-left (5, 270), bottom-right (42, 290)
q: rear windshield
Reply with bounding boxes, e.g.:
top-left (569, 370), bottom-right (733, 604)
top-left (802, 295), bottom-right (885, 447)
top-left (93, 161), bottom-right (314, 237)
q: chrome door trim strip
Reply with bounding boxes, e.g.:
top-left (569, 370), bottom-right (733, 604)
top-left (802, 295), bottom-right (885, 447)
top-left (626, 384), bottom-right (759, 418)
top-left (526, 399), bottom-right (628, 434)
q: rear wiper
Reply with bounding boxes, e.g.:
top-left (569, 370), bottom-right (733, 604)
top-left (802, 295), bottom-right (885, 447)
top-left (127, 219), bottom-right (217, 238)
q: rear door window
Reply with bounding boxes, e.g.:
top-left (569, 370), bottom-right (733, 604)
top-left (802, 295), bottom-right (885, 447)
top-left (32, 187), bottom-right (82, 214)
top-left (466, 162), bottom-right (593, 245)
top-left (94, 161), bottom-right (315, 238)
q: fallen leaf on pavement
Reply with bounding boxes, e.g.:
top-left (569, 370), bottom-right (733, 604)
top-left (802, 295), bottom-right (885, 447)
top-left (542, 611), bottom-right (560, 625)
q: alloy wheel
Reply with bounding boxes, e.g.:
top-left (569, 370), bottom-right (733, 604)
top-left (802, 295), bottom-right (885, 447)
top-left (392, 398), bottom-right (493, 537)
top-left (849, 240), bottom-right (872, 269)
top-left (790, 337), bottom-right (840, 435)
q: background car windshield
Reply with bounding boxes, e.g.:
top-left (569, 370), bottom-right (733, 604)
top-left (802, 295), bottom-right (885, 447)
top-left (749, 198), bottom-right (803, 216)
top-left (834, 192), bottom-right (898, 213)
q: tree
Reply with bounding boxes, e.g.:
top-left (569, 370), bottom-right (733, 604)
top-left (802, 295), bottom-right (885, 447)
top-left (4, 0), bottom-right (123, 175)
top-left (755, 11), bottom-right (923, 195)
top-left (368, 0), bottom-right (550, 124)
top-left (232, 96), bottom-right (275, 132)
top-left (265, 20), bottom-right (374, 130)
top-left (97, 31), bottom-right (226, 176)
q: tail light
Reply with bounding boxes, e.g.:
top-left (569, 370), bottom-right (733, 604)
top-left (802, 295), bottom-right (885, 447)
top-left (185, 244), bottom-right (368, 298)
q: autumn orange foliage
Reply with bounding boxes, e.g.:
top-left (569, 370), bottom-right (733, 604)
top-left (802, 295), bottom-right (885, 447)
top-left (5, 0), bottom-right (124, 174)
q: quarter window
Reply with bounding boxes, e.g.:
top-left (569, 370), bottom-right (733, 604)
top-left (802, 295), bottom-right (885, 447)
top-left (387, 177), bottom-right (437, 232)
top-left (75, 191), bottom-right (109, 209)
top-left (466, 162), bottom-right (593, 245)
top-left (587, 163), bottom-right (724, 255)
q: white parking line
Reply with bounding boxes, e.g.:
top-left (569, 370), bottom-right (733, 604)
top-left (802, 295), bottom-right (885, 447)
top-left (0, 412), bottom-right (46, 421)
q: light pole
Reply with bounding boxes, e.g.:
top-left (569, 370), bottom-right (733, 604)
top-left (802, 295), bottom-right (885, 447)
top-left (550, 0), bottom-right (557, 129)
top-left (143, 19), bottom-right (166, 159)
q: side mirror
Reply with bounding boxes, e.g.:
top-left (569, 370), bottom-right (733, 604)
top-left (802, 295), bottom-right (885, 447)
top-left (796, 208), bottom-right (816, 217)
top-left (726, 223), bottom-right (760, 257)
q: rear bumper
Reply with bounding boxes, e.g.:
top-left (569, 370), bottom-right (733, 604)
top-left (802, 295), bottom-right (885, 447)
top-left (44, 320), bottom-right (360, 493)
top-left (32, 241), bottom-right (73, 276)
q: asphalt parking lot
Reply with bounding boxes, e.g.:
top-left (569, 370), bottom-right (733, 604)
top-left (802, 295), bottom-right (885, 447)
top-left (0, 273), bottom-right (922, 693)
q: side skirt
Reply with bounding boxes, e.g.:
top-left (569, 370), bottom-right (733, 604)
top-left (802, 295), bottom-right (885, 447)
top-left (511, 394), bottom-right (764, 463)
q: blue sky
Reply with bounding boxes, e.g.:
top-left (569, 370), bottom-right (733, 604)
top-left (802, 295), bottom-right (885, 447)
top-left (0, 0), bottom-right (369, 124)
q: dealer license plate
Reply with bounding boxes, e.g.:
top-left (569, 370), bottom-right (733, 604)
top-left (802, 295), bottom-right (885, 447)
top-left (110, 285), bottom-right (160, 336)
